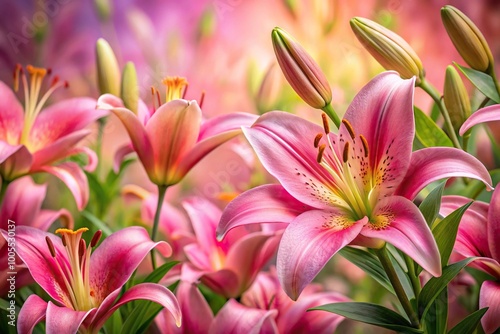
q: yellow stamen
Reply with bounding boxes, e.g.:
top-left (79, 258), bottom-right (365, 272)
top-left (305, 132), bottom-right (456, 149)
top-left (162, 76), bottom-right (188, 102)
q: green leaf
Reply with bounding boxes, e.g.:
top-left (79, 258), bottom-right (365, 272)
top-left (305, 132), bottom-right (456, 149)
top-left (447, 308), bottom-right (488, 334)
top-left (142, 261), bottom-right (179, 284)
top-left (455, 63), bottom-right (500, 103)
top-left (312, 302), bottom-right (423, 333)
top-left (121, 302), bottom-right (163, 334)
top-left (419, 181), bottom-right (446, 228)
top-left (414, 107), bottom-right (453, 148)
top-left (339, 247), bottom-right (393, 293)
top-left (422, 289), bottom-right (447, 334)
top-left (104, 308), bottom-right (123, 334)
top-left (432, 203), bottom-right (472, 267)
top-left (418, 258), bottom-right (476, 320)
top-left (81, 210), bottom-right (114, 237)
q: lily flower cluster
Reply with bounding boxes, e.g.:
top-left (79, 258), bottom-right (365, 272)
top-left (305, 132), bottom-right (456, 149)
top-left (1, 2), bottom-right (500, 334)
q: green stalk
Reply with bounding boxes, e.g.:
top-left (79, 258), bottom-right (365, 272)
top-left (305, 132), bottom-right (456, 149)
top-left (150, 185), bottom-right (167, 269)
top-left (321, 103), bottom-right (341, 129)
top-left (0, 180), bottom-right (9, 205)
top-left (404, 255), bottom-right (421, 299)
top-left (375, 246), bottom-right (420, 328)
top-left (417, 79), bottom-right (462, 150)
top-left (487, 66), bottom-right (500, 99)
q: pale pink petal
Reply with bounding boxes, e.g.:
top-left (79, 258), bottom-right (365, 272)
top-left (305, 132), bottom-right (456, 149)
top-left (210, 299), bottom-right (278, 334)
top-left (90, 226), bottom-right (172, 303)
top-left (361, 196), bottom-right (441, 277)
top-left (278, 210), bottom-right (366, 299)
top-left (198, 112), bottom-right (258, 141)
top-left (145, 99), bottom-right (201, 185)
top-left (46, 301), bottom-right (93, 334)
top-left (17, 294), bottom-right (47, 334)
top-left (460, 104), bottom-right (500, 135)
top-left (33, 209), bottom-right (73, 231)
top-left (396, 147), bottom-right (493, 200)
top-left (113, 143), bottom-right (134, 173)
top-left (38, 162), bottom-right (89, 210)
top-left (341, 72), bottom-right (415, 198)
top-left (31, 129), bottom-right (90, 168)
top-left (0, 81), bottom-right (23, 144)
top-left (184, 243), bottom-right (212, 270)
top-left (217, 184), bottom-right (313, 240)
top-left (0, 142), bottom-right (32, 180)
top-left (201, 269), bottom-right (241, 298)
top-left (175, 280), bottom-right (214, 333)
top-left (2, 226), bottom-right (71, 306)
top-left (97, 94), bottom-right (155, 177)
top-left (0, 176), bottom-right (44, 227)
top-left (182, 197), bottom-right (220, 253)
top-left (29, 97), bottom-right (105, 148)
top-left (91, 283), bottom-right (181, 331)
top-left (487, 187), bottom-right (500, 261)
top-left (242, 111), bottom-right (339, 209)
top-left (480, 280), bottom-right (500, 334)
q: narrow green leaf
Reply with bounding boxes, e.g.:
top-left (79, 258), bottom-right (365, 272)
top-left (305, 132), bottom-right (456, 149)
top-left (312, 302), bottom-right (423, 333)
top-left (121, 302), bottom-right (163, 334)
top-left (339, 247), bottom-right (393, 293)
top-left (81, 210), bottom-right (113, 237)
top-left (447, 308), bottom-right (488, 334)
top-left (419, 181), bottom-right (446, 228)
top-left (414, 107), bottom-right (453, 148)
top-left (422, 289), bottom-right (448, 334)
top-left (455, 63), bottom-right (500, 103)
top-left (104, 309), bottom-right (123, 334)
top-left (142, 261), bottom-right (179, 284)
top-left (432, 203), bottom-right (472, 267)
top-left (418, 258), bottom-right (476, 319)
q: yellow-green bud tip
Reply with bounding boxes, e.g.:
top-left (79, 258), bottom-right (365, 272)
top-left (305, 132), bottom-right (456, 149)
top-left (96, 38), bottom-right (121, 96)
top-left (121, 62), bottom-right (139, 114)
top-left (444, 65), bottom-right (471, 131)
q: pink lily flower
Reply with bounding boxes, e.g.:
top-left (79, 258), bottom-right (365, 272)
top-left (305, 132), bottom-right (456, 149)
top-left (0, 226), bottom-right (181, 334)
top-left (182, 196), bottom-right (281, 298)
top-left (211, 267), bottom-right (348, 334)
top-left (219, 71), bottom-right (493, 299)
top-left (0, 176), bottom-right (72, 296)
top-left (96, 77), bottom-right (258, 187)
top-left (0, 65), bottom-right (106, 209)
top-left (460, 104), bottom-right (500, 136)
top-left (440, 187), bottom-right (500, 334)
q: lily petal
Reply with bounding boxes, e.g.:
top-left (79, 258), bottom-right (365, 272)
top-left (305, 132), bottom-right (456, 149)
top-left (90, 226), bottom-right (172, 304)
top-left (210, 299), bottom-right (278, 334)
top-left (0, 81), bottom-right (23, 144)
top-left (34, 208), bottom-right (73, 231)
top-left (92, 283), bottom-right (181, 330)
top-left (487, 187), bottom-right (500, 262)
top-left (67, 146), bottom-right (98, 172)
top-left (361, 196), bottom-right (441, 276)
top-left (242, 111), bottom-right (338, 209)
top-left (0, 141), bottom-right (32, 180)
top-left (198, 112), bottom-right (258, 142)
top-left (0, 176), bottom-right (44, 226)
top-left (17, 295), bottom-right (47, 334)
top-left (278, 210), bottom-right (366, 299)
top-left (342, 72), bottom-right (415, 197)
top-left (460, 104), bottom-right (500, 135)
top-left (46, 301), bottom-right (93, 334)
top-left (218, 184), bottom-right (312, 240)
top-left (396, 147), bottom-right (493, 200)
top-left (174, 280), bottom-right (214, 333)
top-left (201, 269), bottom-right (241, 298)
top-left (480, 280), bottom-right (500, 334)
top-left (38, 162), bottom-right (89, 210)
top-left (183, 197), bottom-right (220, 253)
top-left (113, 143), bottom-right (134, 173)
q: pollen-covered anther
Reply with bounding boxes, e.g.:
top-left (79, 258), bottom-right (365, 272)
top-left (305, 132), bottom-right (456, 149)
top-left (342, 142), bottom-right (350, 163)
top-left (360, 134), bottom-right (369, 158)
top-left (321, 113), bottom-right (330, 134)
top-left (162, 76), bottom-right (189, 101)
top-left (342, 119), bottom-right (356, 139)
top-left (314, 133), bottom-right (323, 148)
top-left (317, 144), bottom-right (326, 163)
top-left (90, 230), bottom-right (102, 248)
top-left (46, 236), bottom-right (56, 258)
top-left (26, 64), bottom-right (48, 78)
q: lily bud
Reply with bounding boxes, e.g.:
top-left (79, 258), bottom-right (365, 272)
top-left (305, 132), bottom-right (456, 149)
top-left (255, 64), bottom-right (283, 114)
top-left (444, 65), bottom-right (471, 131)
top-left (272, 27), bottom-right (332, 109)
top-left (350, 17), bottom-right (424, 82)
top-left (96, 38), bottom-right (121, 96)
top-left (441, 5), bottom-right (493, 72)
top-left (121, 62), bottom-right (139, 114)
top-left (94, 0), bottom-right (112, 22)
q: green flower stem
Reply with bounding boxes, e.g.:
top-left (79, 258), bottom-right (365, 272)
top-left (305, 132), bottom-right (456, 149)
top-left (321, 103), bottom-right (341, 129)
top-left (404, 255), bottom-right (421, 299)
top-left (488, 67), bottom-right (500, 99)
top-left (95, 118), bottom-right (106, 178)
top-left (417, 79), bottom-right (462, 150)
top-left (150, 185), bottom-right (167, 270)
top-left (375, 246), bottom-right (420, 328)
top-left (0, 180), bottom-right (10, 205)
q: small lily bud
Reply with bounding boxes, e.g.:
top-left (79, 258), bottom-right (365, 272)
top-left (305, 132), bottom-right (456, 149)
top-left (121, 62), bottom-right (139, 114)
top-left (350, 17), bottom-right (424, 82)
top-left (94, 0), bottom-right (112, 22)
top-left (197, 6), bottom-right (216, 41)
top-left (272, 27), bottom-right (332, 109)
top-left (441, 5), bottom-right (493, 72)
top-left (444, 65), bottom-right (471, 131)
top-left (96, 38), bottom-right (121, 96)
top-left (255, 64), bottom-right (283, 114)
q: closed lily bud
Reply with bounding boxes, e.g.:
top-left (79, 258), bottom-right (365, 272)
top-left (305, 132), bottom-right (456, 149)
top-left (96, 38), bottom-right (121, 95)
top-left (121, 62), bottom-right (139, 114)
top-left (256, 63), bottom-right (283, 114)
top-left (350, 17), bottom-right (424, 82)
top-left (444, 65), bottom-right (471, 131)
top-left (272, 27), bottom-right (332, 109)
top-left (441, 5), bottom-right (493, 72)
